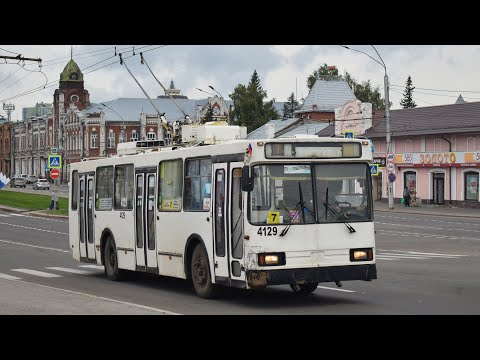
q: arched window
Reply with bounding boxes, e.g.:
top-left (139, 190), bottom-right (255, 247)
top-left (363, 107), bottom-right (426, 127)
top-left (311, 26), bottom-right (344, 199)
top-left (464, 171), bottom-right (479, 201)
top-left (147, 131), bottom-right (156, 140)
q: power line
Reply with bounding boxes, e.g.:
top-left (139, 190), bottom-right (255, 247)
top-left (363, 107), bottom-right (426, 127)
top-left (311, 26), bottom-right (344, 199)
top-left (391, 84), bottom-right (480, 94)
top-left (0, 45), bottom-right (168, 103)
top-left (390, 88), bottom-right (436, 106)
top-left (0, 47), bottom-right (20, 55)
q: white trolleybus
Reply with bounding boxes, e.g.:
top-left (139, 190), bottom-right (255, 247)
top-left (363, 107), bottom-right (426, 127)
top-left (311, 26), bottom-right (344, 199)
top-left (69, 126), bottom-right (376, 298)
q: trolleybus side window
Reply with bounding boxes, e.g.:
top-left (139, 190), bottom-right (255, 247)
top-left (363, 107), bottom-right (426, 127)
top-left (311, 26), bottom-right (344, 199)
top-left (71, 170), bottom-right (78, 210)
top-left (96, 166), bottom-right (113, 211)
top-left (158, 159), bottom-right (183, 211)
top-left (184, 158), bottom-right (211, 211)
top-left (114, 164), bottom-right (134, 210)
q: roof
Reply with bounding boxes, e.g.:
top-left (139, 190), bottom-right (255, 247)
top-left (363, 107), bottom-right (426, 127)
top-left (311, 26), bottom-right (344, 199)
top-left (362, 101), bottom-right (480, 138)
top-left (60, 59), bottom-right (83, 82)
top-left (82, 97), bottom-right (284, 124)
top-left (296, 78), bottom-right (356, 114)
top-left (455, 94), bottom-right (465, 104)
top-left (247, 117), bottom-right (299, 139)
top-left (83, 98), bottom-right (203, 122)
top-left (278, 120), bottom-right (329, 138)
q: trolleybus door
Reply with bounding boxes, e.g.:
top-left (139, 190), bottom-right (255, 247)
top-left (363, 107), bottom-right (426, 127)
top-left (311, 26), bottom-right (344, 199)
top-left (212, 163), bottom-right (229, 281)
top-left (229, 163), bottom-right (246, 283)
top-left (135, 168), bottom-right (158, 273)
top-left (78, 173), bottom-right (96, 261)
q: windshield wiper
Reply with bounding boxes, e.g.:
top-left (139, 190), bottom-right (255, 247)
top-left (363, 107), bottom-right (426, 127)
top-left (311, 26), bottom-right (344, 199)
top-left (280, 182), bottom-right (313, 237)
top-left (323, 187), bottom-right (356, 233)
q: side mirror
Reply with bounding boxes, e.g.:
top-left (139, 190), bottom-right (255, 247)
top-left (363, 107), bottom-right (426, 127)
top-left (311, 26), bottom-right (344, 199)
top-left (241, 166), bottom-right (253, 192)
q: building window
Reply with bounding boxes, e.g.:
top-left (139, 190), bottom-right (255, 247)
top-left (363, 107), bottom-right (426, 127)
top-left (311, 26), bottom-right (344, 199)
top-left (119, 131), bottom-right (126, 143)
top-left (91, 132), bottom-right (98, 148)
top-left (434, 138), bottom-right (444, 152)
top-left (108, 132), bottom-right (116, 148)
top-left (147, 132), bottom-right (156, 140)
top-left (158, 159), bottom-right (183, 211)
top-left (467, 137), bottom-right (477, 152)
top-left (184, 158), bottom-right (212, 211)
top-left (114, 164), bottom-right (134, 210)
top-left (465, 172), bottom-right (479, 201)
top-left (405, 139), bottom-right (413, 152)
top-left (130, 132), bottom-right (138, 141)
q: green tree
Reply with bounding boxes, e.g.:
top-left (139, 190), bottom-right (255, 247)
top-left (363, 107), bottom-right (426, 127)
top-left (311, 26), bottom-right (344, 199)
top-left (229, 70), bottom-right (279, 133)
top-left (282, 92), bottom-right (300, 118)
top-left (307, 64), bottom-right (339, 90)
top-left (400, 75), bottom-right (417, 108)
top-left (202, 103), bottom-right (214, 123)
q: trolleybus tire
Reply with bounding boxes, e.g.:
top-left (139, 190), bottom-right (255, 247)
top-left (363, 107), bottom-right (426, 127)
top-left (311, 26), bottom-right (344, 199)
top-left (191, 244), bottom-right (217, 299)
top-left (104, 236), bottom-right (126, 281)
top-left (290, 282), bottom-right (319, 295)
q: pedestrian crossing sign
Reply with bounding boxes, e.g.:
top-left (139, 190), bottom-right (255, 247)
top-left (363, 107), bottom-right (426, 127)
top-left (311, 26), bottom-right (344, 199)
top-left (344, 131), bottom-right (354, 139)
top-left (370, 164), bottom-right (379, 176)
top-left (48, 155), bottom-right (62, 169)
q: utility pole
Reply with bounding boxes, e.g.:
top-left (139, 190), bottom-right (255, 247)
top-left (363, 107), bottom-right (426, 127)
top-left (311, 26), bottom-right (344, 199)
top-left (340, 45), bottom-right (394, 209)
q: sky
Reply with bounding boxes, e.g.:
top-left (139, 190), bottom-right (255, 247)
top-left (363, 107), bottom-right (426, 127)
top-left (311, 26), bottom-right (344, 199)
top-left (0, 45), bottom-right (479, 121)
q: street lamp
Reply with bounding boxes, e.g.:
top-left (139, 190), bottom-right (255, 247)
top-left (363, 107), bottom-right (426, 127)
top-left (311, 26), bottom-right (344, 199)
top-left (195, 87), bottom-right (216, 97)
top-left (99, 103), bottom-right (126, 143)
top-left (208, 85), bottom-right (230, 125)
top-left (341, 45), bottom-right (393, 209)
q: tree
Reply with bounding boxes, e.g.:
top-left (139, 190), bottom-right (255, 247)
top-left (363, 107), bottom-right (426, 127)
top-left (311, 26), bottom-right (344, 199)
top-left (400, 75), bottom-right (417, 108)
top-left (307, 64), bottom-right (339, 90)
top-left (282, 92), bottom-right (300, 118)
top-left (202, 103), bottom-right (214, 123)
top-left (229, 70), bottom-right (280, 133)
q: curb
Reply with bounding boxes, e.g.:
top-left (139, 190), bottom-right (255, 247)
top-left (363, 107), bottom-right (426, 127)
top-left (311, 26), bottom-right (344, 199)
top-left (0, 205), bottom-right (68, 219)
top-left (374, 208), bottom-right (480, 219)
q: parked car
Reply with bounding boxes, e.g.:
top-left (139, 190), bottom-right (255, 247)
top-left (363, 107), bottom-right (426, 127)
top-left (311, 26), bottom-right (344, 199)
top-left (33, 178), bottom-right (50, 190)
top-left (11, 177), bottom-right (27, 188)
top-left (20, 174), bottom-right (28, 179)
top-left (26, 175), bottom-right (38, 184)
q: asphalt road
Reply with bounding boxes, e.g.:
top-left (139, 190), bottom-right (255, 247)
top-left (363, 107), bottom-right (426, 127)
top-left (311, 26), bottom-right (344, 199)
top-left (0, 209), bottom-right (479, 314)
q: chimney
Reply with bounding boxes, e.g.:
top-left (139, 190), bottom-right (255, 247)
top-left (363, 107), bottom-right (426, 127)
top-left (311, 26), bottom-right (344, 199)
top-left (266, 123), bottom-right (275, 139)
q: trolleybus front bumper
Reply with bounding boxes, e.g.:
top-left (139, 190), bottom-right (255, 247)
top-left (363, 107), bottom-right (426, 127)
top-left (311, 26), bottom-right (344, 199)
top-left (246, 264), bottom-right (377, 288)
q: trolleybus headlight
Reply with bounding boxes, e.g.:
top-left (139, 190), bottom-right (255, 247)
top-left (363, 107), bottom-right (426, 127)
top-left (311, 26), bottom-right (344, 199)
top-left (258, 252), bottom-right (286, 266)
top-left (350, 248), bottom-right (373, 261)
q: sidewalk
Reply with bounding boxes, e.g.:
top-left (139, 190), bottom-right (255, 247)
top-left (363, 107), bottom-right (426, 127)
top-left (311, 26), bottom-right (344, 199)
top-left (374, 201), bottom-right (480, 218)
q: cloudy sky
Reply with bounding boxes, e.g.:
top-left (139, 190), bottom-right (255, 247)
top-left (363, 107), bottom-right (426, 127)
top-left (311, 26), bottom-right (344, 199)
top-left (0, 45), bottom-right (479, 121)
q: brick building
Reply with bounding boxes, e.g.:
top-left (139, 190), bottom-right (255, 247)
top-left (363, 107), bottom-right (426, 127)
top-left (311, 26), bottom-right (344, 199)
top-left (0, 121), bottom-right (12, 177)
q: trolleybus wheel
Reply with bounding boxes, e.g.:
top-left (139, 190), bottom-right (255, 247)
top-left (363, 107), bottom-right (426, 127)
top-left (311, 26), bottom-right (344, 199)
top-left (104, 236), bottom-right (126, 281)
top-left (191, 244), bottom-right (218, 299)
top-left (290, 282), bottom-right (319, 295)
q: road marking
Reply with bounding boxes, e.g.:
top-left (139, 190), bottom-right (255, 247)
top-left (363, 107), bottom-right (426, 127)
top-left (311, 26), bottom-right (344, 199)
top-left (46, 267), bottom-right (93, 275)
top-left (376, 229), bottom-right (479, 241)
top-left (379, 249), bottom-right (467, 257)
top-left (0, 214), bottom-right (10, 217)
top-left (376, 254), bottom-right (429, 260)
top-left (79, 265), bottom-right (104, 270)
top-left (376, 221), bottom-right (480, 234)
top-left (316, 285), bottom-right (355, 293)
top-left (0, 221), bottom-right (68, 235)
top-left (9, 213), bottom-right (67, 223)
top-left (375, 214), bottom-right (479, 226)
top-left (0, 273), bottom-right (22, 280)
top-left (12, 269), bottom-right (63, 278)
top-left (0, 277), bottom-right (180, 315)
top-left (374, 257), bottom-right (399, 261)
top-left (0, 239), bottom-right (69, 253)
